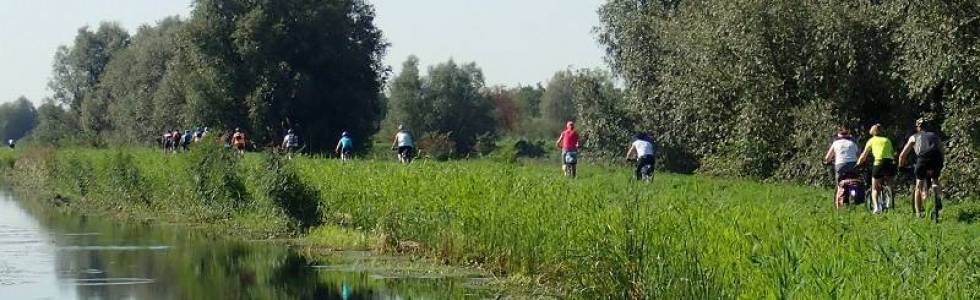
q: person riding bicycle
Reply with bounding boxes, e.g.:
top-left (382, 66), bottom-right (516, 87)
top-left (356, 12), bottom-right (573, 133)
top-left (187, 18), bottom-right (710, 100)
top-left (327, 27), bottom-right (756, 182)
top-left (232, 128), bottom-right (247, 154)
top-left (181, 130), bottom-right (194, 151)
top-left (194, 127), bottom-right (205, 142)
top-left (391, 125), bottom-right (415, 163)
top-left (857, 124), bottom-right (896, 214)
top-left (899, 118), bottom-right (944, 220)
top-left (626, 132), bottom-right (656, 181)
top-left (824, 127), bottom-right (860, 207)
top-left (7, 138), bottom-right (14, 149)
top-left (170, 129), bottom-right (181, 152)
top-left (335, 131), bottom-right (353, 160)
top-left (555, 121), bottom-right (580, 178)
top-left (281, 129), bottom-right (300, 158)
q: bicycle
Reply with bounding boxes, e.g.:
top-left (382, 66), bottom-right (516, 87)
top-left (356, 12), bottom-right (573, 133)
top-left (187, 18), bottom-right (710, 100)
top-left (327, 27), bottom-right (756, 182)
top-left (393, 146), bottom-right (414, 164)
top-left (867, 178), bottom-right (894, 213)
top-left (626, 158), bottom-right (654, 182)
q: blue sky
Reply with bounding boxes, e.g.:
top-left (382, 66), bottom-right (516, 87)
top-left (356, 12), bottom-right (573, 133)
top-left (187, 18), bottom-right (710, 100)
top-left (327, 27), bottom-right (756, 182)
top-left (0, 0), bottom-right (607, 104)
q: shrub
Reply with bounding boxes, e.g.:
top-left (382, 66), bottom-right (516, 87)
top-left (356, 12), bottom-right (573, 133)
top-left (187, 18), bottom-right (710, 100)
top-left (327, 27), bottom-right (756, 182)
top-left (513, 139), bottom-right (546, 158)
top-left (418, 132), bottom-right (455, 160)
top-left (183, 140), bottom-right (246, 216)
top-left (255, 154), bottom-right (321, 230)
top-left (104, 151), bottom-right (148, 204)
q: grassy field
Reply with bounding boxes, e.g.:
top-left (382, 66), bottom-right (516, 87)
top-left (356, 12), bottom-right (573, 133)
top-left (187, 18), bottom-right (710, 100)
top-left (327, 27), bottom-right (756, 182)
top-left (1, 146), bottom-right (978, 298)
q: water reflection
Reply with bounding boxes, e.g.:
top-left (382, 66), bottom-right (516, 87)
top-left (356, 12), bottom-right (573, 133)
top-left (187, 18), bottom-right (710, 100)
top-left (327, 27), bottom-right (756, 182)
top-left (0, 190), bottom-right (486, 299)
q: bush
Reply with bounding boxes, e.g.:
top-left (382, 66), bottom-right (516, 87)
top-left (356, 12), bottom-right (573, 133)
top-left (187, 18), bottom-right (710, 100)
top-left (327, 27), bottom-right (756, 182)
top-left (104, 151), bottom-right (148, 204)
top-left (183, 140), bottom-right (246, 216)
top-left (418, 132), bottom-right (455, 161)
top-left (255, 154), bottom-right (321, 230)
top-left (513, 139), bottom-right (547, 158)
top-left (474, 133), bottom-right (498, 156)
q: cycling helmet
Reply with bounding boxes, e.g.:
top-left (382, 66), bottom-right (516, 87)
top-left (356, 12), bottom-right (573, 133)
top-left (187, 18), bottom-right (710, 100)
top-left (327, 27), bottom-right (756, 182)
top-left (342, 131), bottom-right (349, 137)
top-left (287, 129), bottom-right (294, 134)
top-left (915, 117), bottom-right (928, 128)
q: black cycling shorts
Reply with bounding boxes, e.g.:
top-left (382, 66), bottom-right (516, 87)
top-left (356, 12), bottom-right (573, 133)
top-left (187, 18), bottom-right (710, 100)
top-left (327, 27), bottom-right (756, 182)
top-left (871, 159), bottom-right (897, 179)
top-left (398, 146), bottom-right (414, 156)
top-left (914, 158), bottom-right (943, 181)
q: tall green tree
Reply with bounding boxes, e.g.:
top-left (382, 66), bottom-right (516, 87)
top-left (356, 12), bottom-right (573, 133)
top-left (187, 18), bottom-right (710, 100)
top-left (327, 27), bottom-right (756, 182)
top-left (598, 0), bottom-right (980, 198)
top-left (540, 70), bottom-right (578, 130)
top-left (0, 97), bottom-right (38, 141)
top-left (97, 17), bottom-right (186, 144)
top-left (180, 0), bottom-right (388, 151)
top-left (48, 22), bottom-right (130, 114)
top-left (385, 57), bottom-right (496, 154)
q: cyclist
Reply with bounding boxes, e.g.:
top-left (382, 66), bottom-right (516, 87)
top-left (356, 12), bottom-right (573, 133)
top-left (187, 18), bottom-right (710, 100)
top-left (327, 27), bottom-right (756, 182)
top-left (335, 131), bottom-right (353, 160)
top-left (181, 130), bottom-right (194, 151)
top-left (824, 127), bottom-right (860, 207)
top-left (162, 131), bottom-right (173, 151)
top-left (857, 124), bottom-right (896, 214)
top-left (555, 121), bottom-right (580, 178)
top-left (626, 132), bottom-right (656, 181)
top-left (7, 138), bottom-right (14, 149)
top-left (282, 129), bottom-right (300, 158)
top-left (170, 129), bottom-right (181, 152)
top-left (194, 127), bottom-right (205, 142)
top-left (391, 125), bottom-right (414, 164)
top-left (898, 118), bottom-right (944, 219)
top-left (232, 128), bottom-right (247, 155)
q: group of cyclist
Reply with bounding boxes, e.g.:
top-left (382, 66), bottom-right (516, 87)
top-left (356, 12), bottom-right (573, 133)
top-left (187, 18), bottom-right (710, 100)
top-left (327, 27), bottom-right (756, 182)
top-left (553, 121), bottom-right (657, 181)
top-left (824, 118), bottom-right (944, 219)
top-left (161, 127), bottom-right (209, 152)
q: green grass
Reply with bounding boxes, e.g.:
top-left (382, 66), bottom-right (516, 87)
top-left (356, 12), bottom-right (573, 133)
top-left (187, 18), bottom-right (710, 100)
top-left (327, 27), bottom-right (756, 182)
top-left (3, 146), bottom-right (979, 298)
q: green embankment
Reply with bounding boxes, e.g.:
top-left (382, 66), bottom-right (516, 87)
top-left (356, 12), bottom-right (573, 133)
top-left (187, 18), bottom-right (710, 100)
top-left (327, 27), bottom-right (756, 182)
top-left (1, 146), bottom-right (978, 298)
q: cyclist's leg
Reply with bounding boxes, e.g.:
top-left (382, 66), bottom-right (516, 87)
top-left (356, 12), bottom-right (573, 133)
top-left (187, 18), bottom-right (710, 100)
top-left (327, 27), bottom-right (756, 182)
top-left (634, 159), bottom-right (643, 180)
top-left (870, 166), bottom-right (881, 212)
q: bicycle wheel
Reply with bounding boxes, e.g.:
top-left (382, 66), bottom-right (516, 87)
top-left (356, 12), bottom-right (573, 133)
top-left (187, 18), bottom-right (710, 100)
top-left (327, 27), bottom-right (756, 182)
top-left (882, 186), bottom-right (893, 211)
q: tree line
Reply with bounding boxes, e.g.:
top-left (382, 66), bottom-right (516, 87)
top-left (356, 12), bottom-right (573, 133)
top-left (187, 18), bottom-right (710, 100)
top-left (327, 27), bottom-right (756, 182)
top-left (34, 0), bottom-right (388, 152)
top-left (26, 0), bottom-right (618, 158)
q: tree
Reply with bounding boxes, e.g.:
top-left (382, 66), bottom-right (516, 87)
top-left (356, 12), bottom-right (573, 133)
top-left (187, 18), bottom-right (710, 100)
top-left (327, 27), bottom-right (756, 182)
top-left (179, 0), bottom-right (388, 151)
top-left (570, 70), bottom-right (630, 157)
top-left (48, 22), bottom-right (130, 114)
top-left (97, 17), bottom-right (185, 144)
top-left (384, 57), bottom-right (496, 154)
top-left (540, 70), bottom-right (578, 130)
top-left (597, 0), bottom-right (980, 198)
top-left (0, 97), bottom-right (38, 141)
top-left (32, 101), bottom-right (77, 145)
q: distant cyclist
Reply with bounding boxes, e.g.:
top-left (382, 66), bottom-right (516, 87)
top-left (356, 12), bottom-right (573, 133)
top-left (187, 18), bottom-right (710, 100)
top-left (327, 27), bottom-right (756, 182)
top-left (7, 138), bottom-right (14, 149)
top-left (170, 129), bottom-right (181, 152)
top-left (282, 129), bottom-right (300, 158)
top-left (181, 130), bottom-right (194, 151)
top-left (626, 133), bottom-right (656, 181)
top-left (555, 121), bottom-right (580, 178)
top-left (391, 125), bottom-right (414, 164)
top-left (232, 128), bottom-right (247, 155)
top-left (162, 130), bottom-right (173, 151)
top-left (194, 127), bottom-right (205, 143)
top-left (899, 118), bottom-right (944, 219)
top-left (824, 127), bottom-right (860, 208)
top-left (335, 131), bottom-right (353, 160)
top-left (857, 124), bottom-right (896, 214)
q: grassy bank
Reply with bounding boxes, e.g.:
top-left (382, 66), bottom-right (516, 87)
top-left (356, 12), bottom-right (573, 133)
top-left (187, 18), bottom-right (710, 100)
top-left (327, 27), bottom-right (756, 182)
top-left (2, 146), bottom-right (979, 298)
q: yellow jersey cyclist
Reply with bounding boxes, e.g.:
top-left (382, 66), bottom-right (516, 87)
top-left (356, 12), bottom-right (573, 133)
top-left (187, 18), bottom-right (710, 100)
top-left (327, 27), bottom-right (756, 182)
top-left (856, 124), bottom-right (896, 214)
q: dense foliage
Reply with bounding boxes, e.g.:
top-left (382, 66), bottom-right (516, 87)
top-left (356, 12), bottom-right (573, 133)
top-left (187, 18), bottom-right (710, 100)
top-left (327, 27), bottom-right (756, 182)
top-left (384, 56), bottom-right (497, 154)
top-left (598, 0), bottom-right (980, 197)
top-left (40, 0), bottom-right (388, 152)
top-left (0, 97), bottom-right (38, 142)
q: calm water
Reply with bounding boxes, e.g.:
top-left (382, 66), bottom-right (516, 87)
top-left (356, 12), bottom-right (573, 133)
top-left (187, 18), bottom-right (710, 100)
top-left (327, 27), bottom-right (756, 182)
top-left (0, 190), bottom-right (488, 299)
